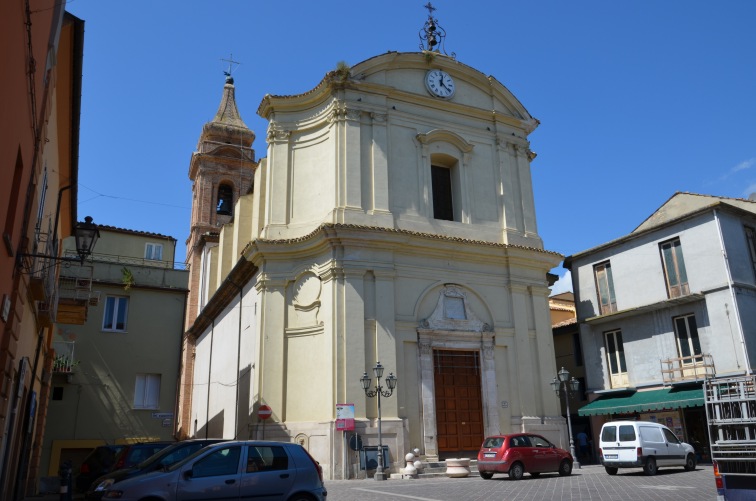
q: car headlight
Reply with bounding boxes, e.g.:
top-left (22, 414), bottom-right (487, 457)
top-left (103, 491), bottom-right (123, 499)
top-left (95, 479), bottom-right (115, 491)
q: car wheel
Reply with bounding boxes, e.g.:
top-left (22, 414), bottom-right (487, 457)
top-left (643, 457), bottom-right (657, 476)
top-left (558, 459), bottom-right (573, 476)
top-left (605, 466), bottom-right (618, 475)
top-left (508, 462), bottom-right (524, 480)
top-left (684, 453), bottom-right (696, 471)
top-left (479, 471), bottom-right (494, 479)
top-left (530, 472), bottom-right (541, 478)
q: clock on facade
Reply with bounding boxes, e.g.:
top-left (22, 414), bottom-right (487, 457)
top-left (425, 69), bottom-right (455, 99)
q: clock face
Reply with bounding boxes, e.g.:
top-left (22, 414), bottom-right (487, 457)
top-left (425, 69), bottom-right (455, 99)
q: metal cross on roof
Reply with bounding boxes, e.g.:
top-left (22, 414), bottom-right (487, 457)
top-left (419, 2), bottom-right (453, 57)
top-left (221, 53), bottom-right (240, 83)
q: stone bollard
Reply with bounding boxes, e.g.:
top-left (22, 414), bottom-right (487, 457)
top-left (412, 448), bottom-right (424, 473)
top-left (403, 452), bottom-right (418, 478)
top-left (445, 458), bottom-right (471, 478)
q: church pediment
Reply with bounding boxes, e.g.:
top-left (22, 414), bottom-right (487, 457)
top-left (420, 285), bottom-right (492, 332)
top-left (257, 52), bottom-right (536, 133)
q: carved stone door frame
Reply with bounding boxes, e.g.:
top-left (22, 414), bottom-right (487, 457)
top-left (416, 285), bottom-right (498, 460)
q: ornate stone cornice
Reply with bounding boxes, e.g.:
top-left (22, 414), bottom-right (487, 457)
top-left (416, 129), bottom-right (474, 153)
top-left (329, 106), bottom-right (363, 123)
top-left (266, 126), bottom-right (291, 143)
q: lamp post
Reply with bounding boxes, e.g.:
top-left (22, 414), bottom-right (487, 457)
top-left (17, 215), bottom-right (100, 268)
top-left (551, 367), bottom-right (581, 469)
top-left (360, 361), bottom-right (397, 480)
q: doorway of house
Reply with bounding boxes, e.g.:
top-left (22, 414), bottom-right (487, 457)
top-left (434, 349), bottom-right (484, 459)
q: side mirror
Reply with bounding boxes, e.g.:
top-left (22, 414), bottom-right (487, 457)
top-left (183, 469), bottom-right (193, 479)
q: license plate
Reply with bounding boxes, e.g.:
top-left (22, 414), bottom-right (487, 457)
top-left (605, 454), bottom-right (618, 459)
top-left (484, 453), bottom-right (496, 458)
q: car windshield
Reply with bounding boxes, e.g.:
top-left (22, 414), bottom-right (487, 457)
top-left (135, 443), bottom-right (184, 469)
top-left (166, 445), bottom-right (216, 472)
top-left (482, 437), bottom-right (504, 448)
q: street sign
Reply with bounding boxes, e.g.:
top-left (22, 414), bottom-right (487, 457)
top-left (336, 403), bottom-right (355, 431)
top-left (258, 404), bottom-right (272, 420)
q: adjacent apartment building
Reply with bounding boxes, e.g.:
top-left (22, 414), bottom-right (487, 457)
top-left (564, 192), bottom-right (756, 457)
top-left (40, 226), bottom-right (188, 488)
top-left (1, 2), bottom-right (87, 497)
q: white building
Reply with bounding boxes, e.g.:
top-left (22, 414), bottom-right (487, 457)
top-left (564, 192), bottom-right (756, 455)
top-left (177, 36), bottom-right (564, 478)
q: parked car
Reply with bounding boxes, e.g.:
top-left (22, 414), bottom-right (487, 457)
top-left (85, 439), bottom-right (227, 500)
top-left (101, 440), bottom-right (326, 501)
top-left (599, 420), bottom-right (696, 475)
top-left (110, 441), bottom-right (174, 471)
top-left (477, 433), bottom-right (573, 480)
top-left (75, 445), bottom-right (125, 493)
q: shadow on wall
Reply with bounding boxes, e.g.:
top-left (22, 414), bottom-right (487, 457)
top-left (579, 300), bottom-right (596, 319)
top-left (236, 364), bottom-right (252, 439)
top-left (197, 409), bottom-right (224, 439)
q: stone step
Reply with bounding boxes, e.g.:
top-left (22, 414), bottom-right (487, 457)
top-left (389, 459), bottom-right (479, 479)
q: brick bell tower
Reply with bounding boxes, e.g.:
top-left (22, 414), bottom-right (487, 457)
top-left (178, 72), bottom-right (256, 438)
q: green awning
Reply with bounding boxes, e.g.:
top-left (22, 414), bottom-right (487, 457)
top-left (578, 387), bottom-right (704, 416)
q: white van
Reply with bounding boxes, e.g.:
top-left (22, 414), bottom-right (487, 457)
top-left (599, 420), bottom-right (696, 475)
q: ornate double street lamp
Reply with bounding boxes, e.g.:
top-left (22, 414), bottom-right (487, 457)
top-left (360, 362), bottom-right (397, 481)
top-left (551, 367), bottom-right (581, 469)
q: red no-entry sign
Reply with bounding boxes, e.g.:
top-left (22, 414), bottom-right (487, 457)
top-left (258, 405), bottom-right (272, 420)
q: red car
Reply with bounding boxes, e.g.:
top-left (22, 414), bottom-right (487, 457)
top-left (477, 433), bottom-right (573, 480)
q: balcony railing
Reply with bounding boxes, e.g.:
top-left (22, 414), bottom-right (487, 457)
top-left (65, 249), bottom-right (189, 270)
top-left (57, 265), bottom-right (99, 324)
top-left (52, 341), bottom-right (78, 373)
top-left (661, 353), bottom-right (715, 385)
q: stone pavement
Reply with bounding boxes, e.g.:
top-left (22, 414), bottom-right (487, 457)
top-left (23, 464), bottom-right (718, 501)
top-left (324, 464), bottom-right (719, 501)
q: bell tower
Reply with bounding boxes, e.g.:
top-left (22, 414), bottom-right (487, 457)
top-left (178, 71), bottom-right (256, 439)
top-left (185, 72), bottom-right (256, 326)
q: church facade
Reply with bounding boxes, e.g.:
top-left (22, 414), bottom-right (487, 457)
top-left (177, 49), bottom-right (564, 479)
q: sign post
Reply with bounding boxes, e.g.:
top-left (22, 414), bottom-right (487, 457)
top-left (336, 404), bottom-right (355, 478)
top-left (258, 404), bottom-right (272, 440)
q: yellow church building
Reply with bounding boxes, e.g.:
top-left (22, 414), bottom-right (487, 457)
top-left (178, 11), bottom-right (563, 479)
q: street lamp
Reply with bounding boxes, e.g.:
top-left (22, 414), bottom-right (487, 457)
top-left (18, 216), bottom-right (100, 269)
top-left (551, 366), bottom-right (581, 469)
top-left (73, 216), bottom-right (100, 263)
top-left (360, 361), bottom-right (397, 481)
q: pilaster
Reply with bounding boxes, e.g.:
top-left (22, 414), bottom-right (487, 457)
top-left (370, 113), bottom-right (390, 215)
top-left (256, 278), bottom-right (287, 417)
top-left (510, 282), bottom-right (537, 418)
top-left (265, 125), bottom-right (292, 227)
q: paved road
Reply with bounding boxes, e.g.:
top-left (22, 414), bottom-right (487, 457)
top-left (324, 464), bottom-right (718, 501)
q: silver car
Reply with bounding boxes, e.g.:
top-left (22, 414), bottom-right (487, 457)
top-left (101, 440), bottom-right (326, 501)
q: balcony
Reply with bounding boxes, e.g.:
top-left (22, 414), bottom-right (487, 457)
top-left (52, 341), bottom-right (78, 374)
top-left (661, 353), bottom-right (715, 385)
top-left (57, 265), bottom-right (100, 325)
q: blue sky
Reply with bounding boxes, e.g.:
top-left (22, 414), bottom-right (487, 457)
top-left (66, 1), bottom-right (756, 293)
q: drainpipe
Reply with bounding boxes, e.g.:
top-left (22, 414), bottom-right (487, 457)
top-left (714, 209), bottom-right (750, 375)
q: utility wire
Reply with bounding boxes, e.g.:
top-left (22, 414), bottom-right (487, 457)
top-left (79, 183), bottom-right (190, 209)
